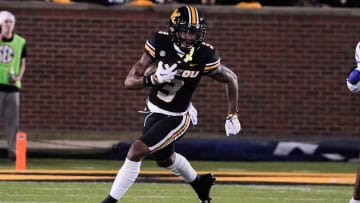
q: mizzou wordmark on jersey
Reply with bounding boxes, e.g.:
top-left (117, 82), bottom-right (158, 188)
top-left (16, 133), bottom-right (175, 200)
top-left (144, 31), bottom-right (221, 113)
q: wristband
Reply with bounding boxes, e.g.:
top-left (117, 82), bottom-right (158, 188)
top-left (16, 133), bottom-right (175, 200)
top-left (143, 74), bottom-right (158, 87)
top-left (226, 112), bottom-right (238, 119)
top-left (143, 74), bottom-right (154, 87)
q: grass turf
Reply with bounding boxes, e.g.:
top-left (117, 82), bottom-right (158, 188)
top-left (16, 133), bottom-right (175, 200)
top-left (0, 159), bottom-right (357, 202)
top-left (0, 182), bottom-right (352, 203)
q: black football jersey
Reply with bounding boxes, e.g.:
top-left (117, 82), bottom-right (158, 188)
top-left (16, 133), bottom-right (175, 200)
top-left (144, 31), bottom-right (220, 113)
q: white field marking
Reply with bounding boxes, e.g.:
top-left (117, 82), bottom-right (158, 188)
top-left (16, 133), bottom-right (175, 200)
top-left (68, 166), bottom-right (97, 170)
top-left (251, 197), bottom-right (344, 201)
top-left (130, 195), bottom-right (193, 201)
top-left (14, 186), bottom-right (84, 192)
top-left (244, 185), bottom-right (349, 194)
top-left (217, 168), bottom-right (335, 173)
top-left (17, 201), bottom-right (75, 203)
top-left (0, 193), bottom-right (84, 198)
top-left (218, 168), bottom-right (247, 171)
top-left (246, 185), bottom-right (311, 191)
top-left (0, 202), bottom-right (43, 203)
top-left (134, 195), bottom-right (172, 199)
top-left (241, 197), bottom-right (330, 201)
top-left (291, 170), bottom-right (319, 173)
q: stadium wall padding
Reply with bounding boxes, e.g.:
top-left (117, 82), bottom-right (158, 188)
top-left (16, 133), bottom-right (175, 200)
top-left (2, 2), bottom-right (360, 139)
top-left (106, 138), bottom-right (360, 161)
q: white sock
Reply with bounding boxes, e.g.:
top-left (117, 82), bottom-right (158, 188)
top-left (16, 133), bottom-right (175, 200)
top-left (167, 153), bottom-right (197, 183)
top-left (109, 158), bottom-right (141, 200)
top-left (350, 197), bottom-right (360, 203)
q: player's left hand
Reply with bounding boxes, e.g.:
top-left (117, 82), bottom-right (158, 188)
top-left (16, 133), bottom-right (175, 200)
top-left (225, 114), bottom-right (241, 136)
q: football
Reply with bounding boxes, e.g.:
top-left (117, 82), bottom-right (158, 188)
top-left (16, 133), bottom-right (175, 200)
top-left (144, 61), bottom-right (158, 76)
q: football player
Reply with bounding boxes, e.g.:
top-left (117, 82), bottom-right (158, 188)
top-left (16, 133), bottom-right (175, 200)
top-left (101, 5), bottom-right (241, 203)
top-left (347, 41), bottom-right (360, 203)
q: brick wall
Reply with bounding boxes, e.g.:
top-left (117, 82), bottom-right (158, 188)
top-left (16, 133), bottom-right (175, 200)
top-left (2, 2), bottom-right (360, 138)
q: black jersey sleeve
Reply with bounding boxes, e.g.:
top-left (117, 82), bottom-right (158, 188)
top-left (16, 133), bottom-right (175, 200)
top-left (201, 43), bottom-right (221, 75)
top-left (144, 31), bottom-right (173, 64)
top-left (144, 33), bottom-right (157, 61)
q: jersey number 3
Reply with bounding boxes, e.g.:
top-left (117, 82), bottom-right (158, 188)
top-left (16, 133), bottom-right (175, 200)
top-left (156, 78), bottom-right (184, 103)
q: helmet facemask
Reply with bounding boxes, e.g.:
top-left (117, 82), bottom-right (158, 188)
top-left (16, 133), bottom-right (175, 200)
top-left (175, 25), bottom-right (205, 52)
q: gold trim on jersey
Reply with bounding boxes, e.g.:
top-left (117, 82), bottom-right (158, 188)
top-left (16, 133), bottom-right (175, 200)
top-left (150, 113), bottom-right (191, 152)
top-left (204, 63), bottom-right (220, 71)
top-left (145, 41), bottom-right (155, 58)
top-left (204, 59), bottom-right (221, 71)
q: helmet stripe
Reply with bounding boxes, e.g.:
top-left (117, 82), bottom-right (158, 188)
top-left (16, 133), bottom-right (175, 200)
top-left (188, 5), bottom-right (198, 27)
top-left (185, 6), bottom-right (192, 28)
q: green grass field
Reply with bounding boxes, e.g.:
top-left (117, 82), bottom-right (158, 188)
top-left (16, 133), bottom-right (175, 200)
top-left (0, 158), bottom-right (357, 202)
top-left (0, 182), bottom-right (352, 203)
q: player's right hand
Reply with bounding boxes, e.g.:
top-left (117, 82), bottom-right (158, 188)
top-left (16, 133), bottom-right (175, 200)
top-left (154, 61), bottom-right (177, 84)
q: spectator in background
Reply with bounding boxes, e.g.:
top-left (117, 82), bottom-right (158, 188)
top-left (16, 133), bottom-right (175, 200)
top-left (346, 42), bottom-right (360, 203)
top-left (0, 11), bottom-right (27, 161)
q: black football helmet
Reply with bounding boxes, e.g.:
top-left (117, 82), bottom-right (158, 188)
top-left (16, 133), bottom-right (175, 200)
top-left (169, 5), bottom-right (206, 52)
